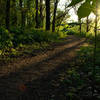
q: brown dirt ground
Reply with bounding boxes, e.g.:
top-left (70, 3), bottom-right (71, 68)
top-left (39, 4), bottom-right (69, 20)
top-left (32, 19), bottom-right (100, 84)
top-left (0, 35), bottom-right (87, 100)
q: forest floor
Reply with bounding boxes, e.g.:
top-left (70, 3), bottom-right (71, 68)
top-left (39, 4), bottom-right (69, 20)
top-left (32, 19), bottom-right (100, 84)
top-left (0, 35), bottom-right (88, 100)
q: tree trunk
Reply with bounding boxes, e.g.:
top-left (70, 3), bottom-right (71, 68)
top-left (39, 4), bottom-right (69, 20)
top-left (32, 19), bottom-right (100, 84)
top-left (40, 0), bottom-right (43, 27)
top-left (52, 0), bottom-right (58, 32)
top-left (6, 0), bottom-right (10, 30)
top-left (0, 0), bottom-right (2, 26)
top-left (27, 0), bottom-right (31, 26)
top-left (19, 0), bottom-right (25, 28)
top-left (0, 0), bottom-right (1, 5)
top-left (46, 0), bottom-right (50, 30)
top-left (86, 16), bottom-right (89, 32)
top-left (80, 23), bottom-right (81, 33)
top-left (35, 0), bottom-right (38, 28)
top-left (92, 0), bottom-right (98, 97)
top-left (79, 18), bottom-right (81, 33)
top-left (12, 0), bottom-right (17, 26)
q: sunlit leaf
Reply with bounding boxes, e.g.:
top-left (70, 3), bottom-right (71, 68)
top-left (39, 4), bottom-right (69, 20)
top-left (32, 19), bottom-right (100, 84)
top-left (0, 50), bottom-right (2, 55)
top-left (77, 1), bottom-right (92, 19)
top-left (68, 0), bottom-right (84, 7)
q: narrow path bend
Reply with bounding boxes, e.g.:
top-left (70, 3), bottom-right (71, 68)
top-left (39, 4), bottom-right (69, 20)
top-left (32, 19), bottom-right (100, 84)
top-left (0, 35), bottom-right (87, 100)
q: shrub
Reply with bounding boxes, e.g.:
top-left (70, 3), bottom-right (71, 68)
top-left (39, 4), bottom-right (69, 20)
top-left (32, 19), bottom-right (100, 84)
top-left (10, 27), bottom-right (35, 46)
top-left (28, 29), bottom-right (60, 42)
top-left (0, 27), bottom-right (65, 51)
top-left (0, 27), bottom-right (13, 50)
top-left (67, 30), bottom-right (76, 35)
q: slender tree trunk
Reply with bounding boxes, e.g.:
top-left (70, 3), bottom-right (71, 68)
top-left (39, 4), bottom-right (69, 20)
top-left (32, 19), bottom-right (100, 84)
top-left (19, 0), bottom-right (25, 28)
top-left (80, 23), bottom-right (81, 33)
top-left (6, 0), bottom-right (10, 30)
top-left (0, 0), bottom-right (1, 6)
top-left (92, 0), bottom-right (98, 97)
top-left (46, 0), bottom-right (50, 30)
top-left (40, 0), bottom-right (43, 27)
top-left (0, 0), bottom-right (2, 26)
top-left (79, 18), bottom-right (81, 33)
top-left (22, 13), bottom-right (26, 27)
top-left (86, 16), bottom-right (89, 32)
top-left (40, 0), bottom-right (43, 19)
top-left (19, 0), bottom-right (22, 25)
top-left (12, 0), bottom-right (17, 26)
top-left (35, 0), bottom-right (38, 28)
top-left (27, 0), bottom-right (31, 26)
top-left (52, 0), bottom-right (58, 32)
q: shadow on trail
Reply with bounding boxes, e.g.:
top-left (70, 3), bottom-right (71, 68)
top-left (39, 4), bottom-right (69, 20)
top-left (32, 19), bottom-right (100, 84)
top-left (0, 38), bottom-right (86, 100)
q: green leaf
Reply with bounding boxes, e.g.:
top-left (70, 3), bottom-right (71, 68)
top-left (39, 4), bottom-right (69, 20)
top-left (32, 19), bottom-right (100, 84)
top-left (0, 50), bottom-right (2, 55)
top-left (77, 1), bottom-right (92, 19)
top-left (68, 0), bottom-right (84, 7)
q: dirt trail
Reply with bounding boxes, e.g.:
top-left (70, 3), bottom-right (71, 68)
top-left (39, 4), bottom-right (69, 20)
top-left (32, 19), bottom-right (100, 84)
top-left (0, 35), bottom-right (87, 100)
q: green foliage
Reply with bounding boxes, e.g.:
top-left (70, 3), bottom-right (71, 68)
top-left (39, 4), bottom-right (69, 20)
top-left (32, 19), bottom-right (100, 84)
top-left (68, 0), bottom-right (83, 7)
top-left (0, 27), bottom-right (66, 63)
top-left (67, 30), bottom-right (76, 35)
top-left (0, 27), bottom-right (65, 50)
top-left (10, 27), bottom-right (35, 46)
top-left (29, 29), bottom-right (60, 42)
top-left (77, 32), bottom-right (87, 37)
top-left (0, 27), bottom-right (13, 50)
top-left (61, 25), bottom-right (79, 35)
top-left (62, 44), bottom-right (100, 99)
top-left (10, 27), bottom-right (61, 47)
top-left (66, 23), bottom-right (95, 39)
top-left (68, 0), bottom-right (98, 18)
top-left (77, 1), bottom-right (92, 19)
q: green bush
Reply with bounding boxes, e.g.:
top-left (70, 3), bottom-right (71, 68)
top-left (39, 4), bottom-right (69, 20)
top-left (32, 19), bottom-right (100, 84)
top-left (67, 30), bottom-right (76, 35)
top-left (10, 28), bottom-right (61, 47)
top-left (10, 27), bottom-right (23, 35)
top-left (28, 29), bottom-right (60, 42)
top-left (0, 27), bottom-right (64, 51)
top-left (10, 27), bottom-right (35, 46)
top-left (0, 27), bottom-right (13, 50)
top-left (10, 28), bottom-right (60, 47)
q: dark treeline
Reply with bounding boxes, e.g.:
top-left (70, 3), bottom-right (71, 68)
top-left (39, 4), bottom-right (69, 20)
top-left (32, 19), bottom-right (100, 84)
top-left (0, 0), bottom-right (63, 31)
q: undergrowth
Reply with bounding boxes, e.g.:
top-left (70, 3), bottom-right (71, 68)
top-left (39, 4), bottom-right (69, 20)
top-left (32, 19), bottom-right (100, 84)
top-left (0, 27), bottom-right (66, 65)
top-left (61, 43), bottom-right (100, 100)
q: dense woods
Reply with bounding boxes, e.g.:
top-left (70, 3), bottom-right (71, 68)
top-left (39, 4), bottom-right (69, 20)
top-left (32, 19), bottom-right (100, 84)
top-left (0, 0), bottom-right (70, 57)
top-left (0, 0), bottom-right (100, 100)
top-left (0, 0), bottom-right (61, 30)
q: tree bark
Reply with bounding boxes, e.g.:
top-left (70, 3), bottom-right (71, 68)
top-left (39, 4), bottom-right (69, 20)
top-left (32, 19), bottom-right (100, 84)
top-left (19, 0), bottom-right (25, 28)
top-left (35, 0), bottom-right (38, 28)
top-left (79, 18), bottom-right (81, 33)
top-left (27, 0), bottom-right (31, 26)
top-left (52, 0), bottom-right (58, 32)
top-left (46, 0), bottom-right (50, 30)
top-left (6, 0), bottom-right (10, 30)
top-left (86, 16), bottom-right (89, 32)
top-left (92, 0), bottom-right (98, 97)
top-left (40, 0), bottom-right (43, 27)
top-left (12, 0), bottom-right (17, 26)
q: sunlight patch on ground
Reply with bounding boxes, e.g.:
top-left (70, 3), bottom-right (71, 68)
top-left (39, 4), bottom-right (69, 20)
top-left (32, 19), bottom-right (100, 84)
top-left (76, 42), bottom-right (89, 52)
top-left (82, 43), bottom-right (89, 47)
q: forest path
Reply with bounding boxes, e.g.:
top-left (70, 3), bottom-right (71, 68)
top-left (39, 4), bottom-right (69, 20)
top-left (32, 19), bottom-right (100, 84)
top-left (0, 35), bottom-right (87, 100)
